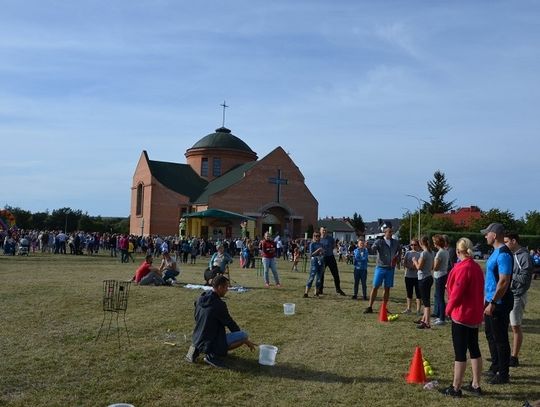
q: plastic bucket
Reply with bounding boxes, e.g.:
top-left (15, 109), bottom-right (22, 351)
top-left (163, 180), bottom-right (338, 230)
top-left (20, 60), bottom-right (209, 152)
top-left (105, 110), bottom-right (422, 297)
top-left (258, 344), bottom-right (278, 366)
top-left (283, 303), bottom-right (295, 315)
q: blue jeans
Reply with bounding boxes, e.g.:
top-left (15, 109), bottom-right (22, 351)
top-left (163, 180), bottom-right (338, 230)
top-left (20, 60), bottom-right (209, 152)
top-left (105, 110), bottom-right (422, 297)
top-left (306, 258), bottom-right (323, 289)
top-left (435, 274), bottom-right (448, 321)
top-left (226, 330), bottom-right (248, 346)
top-left (353, 267), bottom-right (367, 298)
top-left (262, 257), bottom-right (280, 285)
top-left (163, 269), bottom-right (180, 282)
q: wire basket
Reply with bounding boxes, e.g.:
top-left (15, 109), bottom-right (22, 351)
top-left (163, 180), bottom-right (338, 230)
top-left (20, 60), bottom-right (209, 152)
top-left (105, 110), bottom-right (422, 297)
top-left (102, 280), bottom-right (131, 312)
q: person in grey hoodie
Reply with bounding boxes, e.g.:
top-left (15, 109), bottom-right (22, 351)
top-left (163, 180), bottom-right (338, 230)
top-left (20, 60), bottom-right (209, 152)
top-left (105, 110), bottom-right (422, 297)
top-left (185, 275), bottom-right (256, 368)
top-left (504, 232), bottom-right (533, 368)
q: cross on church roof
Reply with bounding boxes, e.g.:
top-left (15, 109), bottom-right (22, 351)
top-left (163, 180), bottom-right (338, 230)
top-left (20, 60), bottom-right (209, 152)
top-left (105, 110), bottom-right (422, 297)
top-left (268, 169), bottom-right (288, 203)
top-left (220, 100), bottom-right (229, 127)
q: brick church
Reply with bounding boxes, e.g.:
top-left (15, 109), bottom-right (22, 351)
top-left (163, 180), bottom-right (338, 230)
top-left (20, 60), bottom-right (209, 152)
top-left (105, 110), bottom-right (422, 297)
top-left (130, 126), bottom-right (318, 239)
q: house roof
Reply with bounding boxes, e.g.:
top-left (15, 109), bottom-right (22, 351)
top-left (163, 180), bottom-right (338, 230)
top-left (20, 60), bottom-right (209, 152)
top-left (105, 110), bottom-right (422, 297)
top-left (364, 218), bottom-right (402, 235)
top-left (190, 127), bottom-right (256, 154)
top-left (147, 158), bottom-right (208, 201)
top-left (318, 219), bottom-right (355, 232)
top-left (183, 208), bottom-right (256, 220)
top-left (193, 161), bottom-right (258, 204)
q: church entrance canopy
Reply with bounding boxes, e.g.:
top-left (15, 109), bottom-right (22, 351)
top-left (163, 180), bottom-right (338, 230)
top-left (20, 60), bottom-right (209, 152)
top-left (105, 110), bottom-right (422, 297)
top-left (183, 209), bottom-right (255, 221)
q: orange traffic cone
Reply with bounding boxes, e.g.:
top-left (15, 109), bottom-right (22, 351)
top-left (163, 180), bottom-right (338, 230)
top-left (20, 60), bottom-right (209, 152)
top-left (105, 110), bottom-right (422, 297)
top-left (406, 346), bottom-right (427, 384)
top-left (378, 302), bottom-right (388, 322)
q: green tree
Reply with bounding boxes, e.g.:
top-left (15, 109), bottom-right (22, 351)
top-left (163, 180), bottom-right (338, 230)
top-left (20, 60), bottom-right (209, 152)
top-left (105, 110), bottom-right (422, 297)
top-left (469, 208), bottom-right (518, 233)
top-left (31, 211), bottom-right (50, 230)
top-left (349, 212), bottom-right (365, 236)
top-left (4, 206), bottom-right (32, 229)
top-left (423, 170), bottom-right (456, 214)
top-left (522, 210), bottom-right (540, 235)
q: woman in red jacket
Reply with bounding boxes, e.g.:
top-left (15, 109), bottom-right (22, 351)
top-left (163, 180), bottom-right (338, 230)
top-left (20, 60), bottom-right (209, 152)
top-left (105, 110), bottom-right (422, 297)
top-left (442, 238), bottom-right (485, 398)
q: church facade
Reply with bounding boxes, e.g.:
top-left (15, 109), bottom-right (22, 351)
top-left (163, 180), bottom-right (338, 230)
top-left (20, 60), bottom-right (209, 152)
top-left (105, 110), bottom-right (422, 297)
top-left (130, 127), bottom-right (318, 239)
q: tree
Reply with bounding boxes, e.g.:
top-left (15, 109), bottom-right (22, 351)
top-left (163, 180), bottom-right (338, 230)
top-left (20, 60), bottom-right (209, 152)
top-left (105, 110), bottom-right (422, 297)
top-left (423, 170), bottom-right (456, 214)
top-left (521, 210), bottom-right (540, 235)
top-left (349, 212), bottom-right (365, 236)
top-left (4, 206), bottom-right (32, 230)
top-left (469, 208), bottom-right (518, 233)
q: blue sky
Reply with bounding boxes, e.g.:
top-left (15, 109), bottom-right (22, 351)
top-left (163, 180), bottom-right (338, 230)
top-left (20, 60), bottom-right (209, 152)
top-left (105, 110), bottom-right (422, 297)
top-left (1, 1), bottom-right (539, 221)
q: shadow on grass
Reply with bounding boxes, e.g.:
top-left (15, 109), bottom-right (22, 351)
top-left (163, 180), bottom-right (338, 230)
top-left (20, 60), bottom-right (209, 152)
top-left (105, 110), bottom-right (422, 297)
top-left (522, 318), bottom-right (540, 335)
top-left (225, 356), bottom-right (392, 384)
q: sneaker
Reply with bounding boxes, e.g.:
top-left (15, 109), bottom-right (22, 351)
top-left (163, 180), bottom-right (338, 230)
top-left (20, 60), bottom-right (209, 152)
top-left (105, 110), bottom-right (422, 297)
top-left (440, 385), bottom-right (462, 398)
top-left (434, 319), bottom-right (446, 326)
top-left (351, 295), bottom-right (358, 300)
top-left (203, 354), bottom-right (226, 369)
top-left (185, 345), bottom-right (199, 363)
top-left (264, 283), bottom-right (270, 288)
top-left (509, 356), bottom-right (519, 367)
top-left (336, 289), bottom-right (346, 296)
top-left (401, 309), bottom-right (412, 314)
top-left (488, 374), bottom-right (509, 385)
top-left (363, 306), bottom-right (373, 314)
top-left (416, 321), bottom-right (431, 329)
top-left (303, 293), bottom-right (308, 298)
top-left (462, 382), bottom-right (482, 396)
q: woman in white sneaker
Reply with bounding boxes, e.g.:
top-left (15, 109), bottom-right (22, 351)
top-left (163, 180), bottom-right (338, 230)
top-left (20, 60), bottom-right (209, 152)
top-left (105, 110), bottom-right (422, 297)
top-left (433, 234), bottom-right (449, 325)
top-left (412, 236), bottom-right (434, 329)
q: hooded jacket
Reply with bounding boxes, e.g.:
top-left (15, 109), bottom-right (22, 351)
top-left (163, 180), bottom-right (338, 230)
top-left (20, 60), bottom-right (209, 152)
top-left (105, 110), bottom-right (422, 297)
top-left (511, 247), bottom-right (533, 297)
top-left (192, 290), bottom-right (240, 356)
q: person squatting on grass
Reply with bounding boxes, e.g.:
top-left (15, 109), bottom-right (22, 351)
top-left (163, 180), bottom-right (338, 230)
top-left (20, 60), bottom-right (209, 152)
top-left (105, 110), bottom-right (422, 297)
top-left (303, 232), bottom-right (325, 298)
top-left (185, 275), bottom-right (256, 368)
top-left (159, 250), bottom-right (180, 284)
top-left (412, 235), bottom-right (434, 329)
top-left (352, 239), bottom-right (369, 300)
top-left (402, 239), bottom-right (421, 315)
top-left (504, 232), bottom-right (534, 368)
top-left (441, 238), bottom-right (485, 398)
top-left (482, 223), bottom-right (514, 385)
top-left (364, 224), bottom-right (401, 314)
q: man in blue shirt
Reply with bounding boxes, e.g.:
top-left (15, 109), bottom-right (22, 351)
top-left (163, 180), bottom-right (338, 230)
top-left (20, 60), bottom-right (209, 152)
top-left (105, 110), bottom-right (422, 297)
top-left (482, 223), bottom-right (513, 384)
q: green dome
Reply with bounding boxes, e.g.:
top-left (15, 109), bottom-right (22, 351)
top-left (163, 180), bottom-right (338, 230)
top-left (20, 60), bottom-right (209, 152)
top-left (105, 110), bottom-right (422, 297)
top-left (191, 127), bottom-right (254, 153)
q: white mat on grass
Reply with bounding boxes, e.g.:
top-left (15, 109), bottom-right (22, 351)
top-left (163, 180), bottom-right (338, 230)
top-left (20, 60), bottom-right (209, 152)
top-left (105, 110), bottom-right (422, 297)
top-left (183, 284), bottom-right (248, 293)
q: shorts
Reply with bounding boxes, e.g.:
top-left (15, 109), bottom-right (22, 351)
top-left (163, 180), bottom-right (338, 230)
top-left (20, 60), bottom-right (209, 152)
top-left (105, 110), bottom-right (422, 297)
top-left (510, 293), bottom-right (527, 326)
top-left (226, 330), bottom-right (248, 346)
top-left (372, 266), bottom-right (395, 289)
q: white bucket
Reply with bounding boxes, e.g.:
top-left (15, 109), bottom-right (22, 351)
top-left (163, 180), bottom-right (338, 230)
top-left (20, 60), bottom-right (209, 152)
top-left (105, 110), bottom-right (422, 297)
top-left (283, 303), bottom-right (295, 315)
top-left (258, 344), bottom-right (278, 366)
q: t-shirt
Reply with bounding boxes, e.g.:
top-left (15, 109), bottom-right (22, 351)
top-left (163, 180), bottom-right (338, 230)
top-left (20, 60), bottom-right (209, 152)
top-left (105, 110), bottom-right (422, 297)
top-left (260, 239), bottom-right (276, 258)
top-left (135, 261), bottom-right (152, 283)
top-left (417, 250), bottom-right (433, 280)
top-left (485, 246), bottom-right (513, 303)
top-left (403, 250), bottom-right (421, 278)
top-left (320, 235), bottom-right (335, 257)
top-left (434, 248), bottom-right (449, 279)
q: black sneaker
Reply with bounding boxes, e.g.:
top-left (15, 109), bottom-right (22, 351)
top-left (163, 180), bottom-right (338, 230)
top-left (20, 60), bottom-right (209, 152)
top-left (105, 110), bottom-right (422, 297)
top-left (440, 385), bottom-right (462, 398)
top-left (462, 382), bottom-right (482, 396)
top-left (509, 356), bottom-right (519, 367)
top-left (337, 289), bottom-right (346, 296)
top-left (488, 374), bottom-right (509, 385)
top-left (185, 345), bottom-right (199, 363)
top-left (351, 295), bottom-right (358, 300)
top-left (303, 293), bottom-right (308, 298)
top-left (203, 354), bottom-right (226, 369)
top-left (363, 306), bottom-right (373, 314)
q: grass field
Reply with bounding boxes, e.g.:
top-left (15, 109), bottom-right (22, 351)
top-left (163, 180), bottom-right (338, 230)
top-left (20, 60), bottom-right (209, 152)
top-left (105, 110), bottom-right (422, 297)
top-left (1, 252), bottom-right (539, 407)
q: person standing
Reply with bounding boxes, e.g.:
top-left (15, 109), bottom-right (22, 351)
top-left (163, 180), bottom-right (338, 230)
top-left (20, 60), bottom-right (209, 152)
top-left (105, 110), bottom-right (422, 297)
top-left (319, 227), bottom-right (346, 296)
top-left (482, 223), bottom-right (513, 384)
top-left (441, 238), bottom-right (485, 398)
top-left (364, 224), bottom-right (401, 314)
top-left (412, 235), bottom-right (434, 329)
top-left (504, 232), bottom-right (533, 368)
top-left (433, 234), bottom-right (450, 326)
top-left (260, 232), bottom-right (281, 287)
top-left (304, 232), bottom-right (325, 297)
top-left (352, 239), bottom-right (369, 300)
top-left (402, 239), bottom-right (421, 315)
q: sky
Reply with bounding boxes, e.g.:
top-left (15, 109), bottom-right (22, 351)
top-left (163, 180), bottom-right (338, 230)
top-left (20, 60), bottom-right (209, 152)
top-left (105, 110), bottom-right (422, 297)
top-left (1, 0), bottom-right (539, 222)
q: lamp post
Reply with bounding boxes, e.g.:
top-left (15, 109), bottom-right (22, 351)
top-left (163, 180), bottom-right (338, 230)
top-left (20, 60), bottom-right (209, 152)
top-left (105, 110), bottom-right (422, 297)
top-left (406, 194), bottom-right (424, 239)
top-left (401, 207), bottom-right (412, 242)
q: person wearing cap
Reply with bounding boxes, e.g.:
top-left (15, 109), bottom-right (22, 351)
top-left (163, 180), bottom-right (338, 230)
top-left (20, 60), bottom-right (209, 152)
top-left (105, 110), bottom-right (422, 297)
top-left (481, 222), bottom-right (514, 384)
top-left (186, 275), bottom-right (256, 368)
top-left (364, 224), bottom-right (401, 314)
top-left (503, 232), bottom-right (533, 368)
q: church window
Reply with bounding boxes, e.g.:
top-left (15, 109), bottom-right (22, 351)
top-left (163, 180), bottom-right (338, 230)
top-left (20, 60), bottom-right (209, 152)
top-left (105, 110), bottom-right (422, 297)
top-left (136, 183), bottom-right (144, 216)
top-left (213, 157), bottom-right (222, 177)
top-left (201, 158), bottom-right (209, 177)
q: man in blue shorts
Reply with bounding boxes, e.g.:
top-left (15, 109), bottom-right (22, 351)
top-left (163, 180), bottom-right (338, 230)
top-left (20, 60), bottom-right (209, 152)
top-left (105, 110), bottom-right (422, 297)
top-left (364, 224), bottom-right (401, 314)
top-left (482, 223), bottom-right (513, 384)
top-left (186, 275), bottom-right (256, 368)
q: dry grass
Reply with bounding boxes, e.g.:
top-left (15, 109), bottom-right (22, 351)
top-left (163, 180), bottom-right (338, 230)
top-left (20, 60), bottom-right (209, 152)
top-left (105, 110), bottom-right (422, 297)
top-left (1, 252), bottom-right (539, 406)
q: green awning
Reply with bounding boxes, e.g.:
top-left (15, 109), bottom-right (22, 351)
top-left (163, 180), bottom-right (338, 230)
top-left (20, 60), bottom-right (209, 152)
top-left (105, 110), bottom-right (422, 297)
top-left (183, 209), bottom-right (256, 221)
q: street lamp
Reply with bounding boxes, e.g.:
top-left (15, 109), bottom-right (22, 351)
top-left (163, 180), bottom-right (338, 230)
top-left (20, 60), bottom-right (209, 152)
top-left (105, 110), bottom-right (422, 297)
top-left (406, 194), bottom-right (426, 239)
top-left (401, 207), bottom-right (412, 242)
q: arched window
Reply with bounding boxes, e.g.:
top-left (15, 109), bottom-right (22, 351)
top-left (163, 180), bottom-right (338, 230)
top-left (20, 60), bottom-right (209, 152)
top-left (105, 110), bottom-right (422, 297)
top-left (136, 183), bottom-right (144, 216)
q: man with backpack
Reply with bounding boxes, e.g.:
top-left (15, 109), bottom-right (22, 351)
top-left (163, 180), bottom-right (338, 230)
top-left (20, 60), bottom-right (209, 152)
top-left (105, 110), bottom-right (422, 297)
top-left (482, 223), bottom-right (513, 384)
